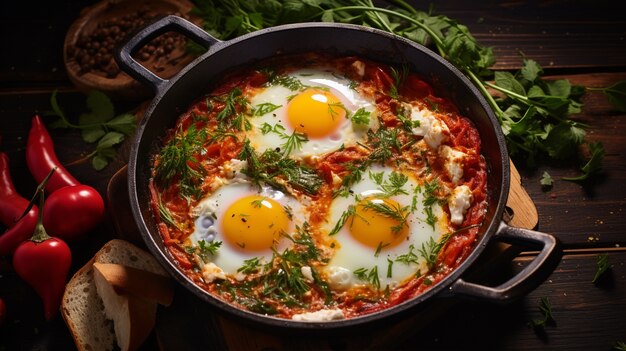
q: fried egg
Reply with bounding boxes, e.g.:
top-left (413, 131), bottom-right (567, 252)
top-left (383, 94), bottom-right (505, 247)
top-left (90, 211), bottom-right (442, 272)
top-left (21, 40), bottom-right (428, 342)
top-left (189, 181), bottom-right (305, 276)
top-left (321, 165), bottom-right (449, 291)
top-left (247, 68), bottom-right (378, 158)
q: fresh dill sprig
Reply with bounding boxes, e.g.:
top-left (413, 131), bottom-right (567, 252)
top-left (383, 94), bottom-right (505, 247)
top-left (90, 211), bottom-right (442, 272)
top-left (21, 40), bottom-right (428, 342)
top-left (353, 266), bottom-right (381, 290)
top-left (238, 140), bottom-right (323, 195)
top-left (213, 87), bottom-right (251, 131)
top-left (154, 124), bottom-right (207, 200)
top-left (252, 102), bottom-right (282, 116)
top-left (363, 200), bottom-right (409, 234)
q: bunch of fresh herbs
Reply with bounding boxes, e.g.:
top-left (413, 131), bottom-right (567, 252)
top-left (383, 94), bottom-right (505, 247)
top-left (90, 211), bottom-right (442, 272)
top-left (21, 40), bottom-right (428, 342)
top-left (48, 90), bottom-right (137, 170)
top-left (189, 0), bottom-right (626, 181)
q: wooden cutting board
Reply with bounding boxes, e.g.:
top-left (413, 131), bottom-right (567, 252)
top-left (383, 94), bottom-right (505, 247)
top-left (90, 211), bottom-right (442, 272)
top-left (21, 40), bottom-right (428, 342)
top-left (106, 160), bottom-right (537, 351)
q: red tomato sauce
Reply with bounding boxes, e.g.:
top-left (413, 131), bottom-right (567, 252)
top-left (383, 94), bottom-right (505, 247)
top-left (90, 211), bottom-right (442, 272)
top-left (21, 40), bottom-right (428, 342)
top-left (149, 53), bottom-right (488, 320)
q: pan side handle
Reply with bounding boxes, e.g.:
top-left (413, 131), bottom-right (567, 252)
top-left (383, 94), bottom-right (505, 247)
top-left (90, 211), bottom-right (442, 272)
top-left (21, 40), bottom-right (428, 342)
top-left (115, 15), bottom-right (218, 92)
top-left (447, 222), bottom-right (562, 302)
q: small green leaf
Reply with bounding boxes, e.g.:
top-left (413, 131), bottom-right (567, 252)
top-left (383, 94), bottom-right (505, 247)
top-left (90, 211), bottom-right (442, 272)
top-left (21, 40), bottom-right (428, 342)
top-left (97, 131), bottom-right (125, 150)
top-left (82, 126), bottom-right (106, 143)
top-left (602, 80), bottom-right (626, 112)
top-left (563, 142), bottom-right (605, 182)
top-left (520, 59), bottom-right (543, 82)
top-left (540, 171), bottom-right (553, 187)
top-left (321, 9), bottom-right (335, 22)
top-left (545, 79), bottom-right (571, 98)
top-left (105, 113), bottom-right (137, 135)
top-left (592, 253), bottom-right (610, 283)
top-left (495, 71), bottom-right (526, 96)
top-left (86, 90), bottom-right (115, 121)
top-left (91, 154), bottom-right (109, 171)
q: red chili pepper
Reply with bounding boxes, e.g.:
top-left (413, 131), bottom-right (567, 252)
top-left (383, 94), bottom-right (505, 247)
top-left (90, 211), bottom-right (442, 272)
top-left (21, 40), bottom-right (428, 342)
top-left (13, 168), bottom-right (72, 321)
top-left (0, 152), bottom-right (39, 255)
top-left (26, 115), bottom-right (105, 242)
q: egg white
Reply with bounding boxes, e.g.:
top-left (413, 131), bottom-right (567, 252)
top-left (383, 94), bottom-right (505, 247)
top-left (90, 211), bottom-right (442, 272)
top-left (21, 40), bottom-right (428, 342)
top-left (246, 68), bottom-right (378, 158)
top-left (189, 181), bottom-right (305, 275)
top-left (321, 165), bottom-right (449, 291)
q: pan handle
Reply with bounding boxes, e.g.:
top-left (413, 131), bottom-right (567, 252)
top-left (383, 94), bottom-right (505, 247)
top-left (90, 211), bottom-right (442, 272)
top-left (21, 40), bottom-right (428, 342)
top-left (115, 15), bottom-right (219, 93)
top-left (447, 222), bottom-right (562, 302)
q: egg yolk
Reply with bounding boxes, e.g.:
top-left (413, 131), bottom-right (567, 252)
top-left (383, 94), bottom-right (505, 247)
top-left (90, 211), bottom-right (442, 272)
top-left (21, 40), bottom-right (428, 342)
top-left (286, 89), bottom-right (346, 138)
top-left (349, 197), bottom-right (409, 249)
top-left (222, 195), bottom-right (290, 251)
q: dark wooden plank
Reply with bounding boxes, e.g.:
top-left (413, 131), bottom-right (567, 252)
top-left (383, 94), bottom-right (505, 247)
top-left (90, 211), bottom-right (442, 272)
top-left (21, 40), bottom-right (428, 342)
top-left (395, 251), bottom-right (626, 351)
top-left (435, 0), bottom-right (626, 70)
top-left (1, 1), bottom-right (626, 89)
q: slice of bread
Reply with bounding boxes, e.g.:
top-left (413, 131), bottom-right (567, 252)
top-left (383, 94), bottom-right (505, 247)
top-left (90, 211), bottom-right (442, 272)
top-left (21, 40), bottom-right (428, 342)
top-left (93, 263), bottom-right (157, 351)
top-left (61, 239), bottom-right (172, 351)
top-left (92, 263), bottom-right (174, 306)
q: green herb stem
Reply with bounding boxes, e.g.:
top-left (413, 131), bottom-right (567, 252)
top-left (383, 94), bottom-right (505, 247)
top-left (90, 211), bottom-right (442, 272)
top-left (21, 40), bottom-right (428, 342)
top-left (314, 5), bottom-right (446, 55)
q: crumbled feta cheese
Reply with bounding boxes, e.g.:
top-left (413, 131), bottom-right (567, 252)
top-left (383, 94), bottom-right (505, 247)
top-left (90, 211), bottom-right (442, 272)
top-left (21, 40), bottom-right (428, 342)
top-left (410, 108), bottom-right (449, 149)
top-left (292, 309), bottom-right (345, 322)
top-left (326, 266), bottom-right (352, 290)
top-left (222, 158), bottom-right (248, 179)
top-left (301, 266), bottom-right (314, 283)
top-left (351, 60), bottom-right (366, 77)
top-left (440, 145), bottom-right (467, 184)
top-left (201, 262), bottom-right (226, 283)
top-left (448, 185), bottom-right (472, 225)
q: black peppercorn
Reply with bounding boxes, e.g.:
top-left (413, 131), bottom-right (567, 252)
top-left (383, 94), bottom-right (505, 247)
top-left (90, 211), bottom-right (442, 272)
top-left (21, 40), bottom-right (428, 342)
top-left (69, 7), bottom-right (189, 78)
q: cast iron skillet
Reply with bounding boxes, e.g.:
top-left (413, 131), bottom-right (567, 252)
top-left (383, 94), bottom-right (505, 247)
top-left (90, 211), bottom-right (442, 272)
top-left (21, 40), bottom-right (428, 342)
top-left (117, 15), bottom-right (562, 329)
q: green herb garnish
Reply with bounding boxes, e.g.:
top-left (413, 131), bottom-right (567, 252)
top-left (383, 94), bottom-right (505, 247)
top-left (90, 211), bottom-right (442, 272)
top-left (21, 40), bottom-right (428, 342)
top-left (395, 244), bottom-right (419, 265)
top-left (353, 266), bottom-right (381, 290)
top-left (189, 0), bottom-right (625, 181)
top-left (48, 90), bottom-right (137, 170)
top-left (213, 87), bottom-right (251, 131)
top-left (238, 140), bottom-right (323, 195)
top-left (528, 297), bottom-right (554, 328)
top-left (252, 102), bottom-right (282, 116)
top-left (540, 171), bottom-right (553, 188)
top-left (154, 124), bottom-right (207, 200)
top-left (351, 107), bottom-right (371, 125)
top-left (592, 253), bottom-right (610, 283)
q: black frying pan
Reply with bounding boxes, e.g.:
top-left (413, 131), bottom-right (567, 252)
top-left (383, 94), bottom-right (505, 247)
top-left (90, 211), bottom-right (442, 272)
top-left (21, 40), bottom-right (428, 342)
top-left (116, 15), bottom-right (562, 329)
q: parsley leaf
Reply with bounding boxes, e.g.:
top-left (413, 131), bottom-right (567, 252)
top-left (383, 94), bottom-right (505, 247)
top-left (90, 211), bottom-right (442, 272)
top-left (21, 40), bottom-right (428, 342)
top-left (190, 0), bottom-right (624, 182)
top-left (540, 171), bottom-right (553, 188)
top-left (47, 90), bottom-right (137, 170)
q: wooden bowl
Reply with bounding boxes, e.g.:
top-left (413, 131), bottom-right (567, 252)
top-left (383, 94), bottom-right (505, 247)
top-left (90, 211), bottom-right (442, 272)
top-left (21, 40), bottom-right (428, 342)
top-left (64, 0), bottom-right (201, 101)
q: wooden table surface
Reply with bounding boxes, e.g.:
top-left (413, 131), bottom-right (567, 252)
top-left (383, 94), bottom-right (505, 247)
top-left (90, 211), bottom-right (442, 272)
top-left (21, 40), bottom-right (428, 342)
top-left (1, 1), bottom-right (625, 350)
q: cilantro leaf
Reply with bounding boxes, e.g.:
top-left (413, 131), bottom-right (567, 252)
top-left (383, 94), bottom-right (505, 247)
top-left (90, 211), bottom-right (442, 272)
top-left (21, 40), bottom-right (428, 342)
top-left (48, 90), bottom-right (137, 170)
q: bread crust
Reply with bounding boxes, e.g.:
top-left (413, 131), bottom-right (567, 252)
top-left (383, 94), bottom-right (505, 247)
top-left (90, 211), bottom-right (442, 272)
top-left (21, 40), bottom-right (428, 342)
top-left (61, 239), bottom-right (172, 351)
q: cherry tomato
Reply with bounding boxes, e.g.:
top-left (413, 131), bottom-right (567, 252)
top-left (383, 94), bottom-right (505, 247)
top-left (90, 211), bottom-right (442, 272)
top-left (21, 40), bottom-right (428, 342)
top-left (42, 184), bottom-right (105, 242)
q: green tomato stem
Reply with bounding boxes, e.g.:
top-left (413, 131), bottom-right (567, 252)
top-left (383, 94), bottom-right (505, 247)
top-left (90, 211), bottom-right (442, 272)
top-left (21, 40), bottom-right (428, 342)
top-left (30, 188), bottom-right (51, 243)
